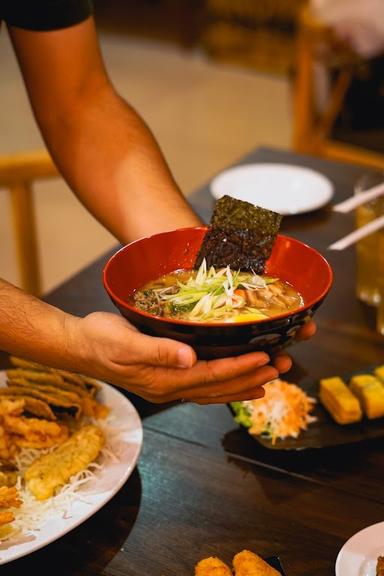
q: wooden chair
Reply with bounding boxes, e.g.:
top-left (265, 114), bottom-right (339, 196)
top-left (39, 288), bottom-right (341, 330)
top-left (293, 5), bottom-right (384, 169)
top-left (0, 150), bottom-right (58, 296)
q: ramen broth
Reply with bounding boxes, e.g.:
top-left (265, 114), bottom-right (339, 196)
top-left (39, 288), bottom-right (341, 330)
top-left (132, 261), bottom-right (303, 323)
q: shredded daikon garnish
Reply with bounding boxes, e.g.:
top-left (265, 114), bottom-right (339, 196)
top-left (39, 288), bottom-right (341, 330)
top-left (232, 379), bottom-right (317, 445)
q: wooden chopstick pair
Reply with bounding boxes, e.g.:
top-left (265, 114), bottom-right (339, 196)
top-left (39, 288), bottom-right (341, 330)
top-left (328, 183), bottom-right (384, 251)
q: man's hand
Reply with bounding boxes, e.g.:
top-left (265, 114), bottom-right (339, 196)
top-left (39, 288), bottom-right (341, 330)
top-left (296, 320), bottom-right (317, 341)
top-left (71, 312), bottom-right (315, 405)
top-left (0, 279), bottom-right (316, 406)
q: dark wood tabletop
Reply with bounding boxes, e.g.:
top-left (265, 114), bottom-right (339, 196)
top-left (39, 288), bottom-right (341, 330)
top-left (2, 147), bottom-right (384, 576)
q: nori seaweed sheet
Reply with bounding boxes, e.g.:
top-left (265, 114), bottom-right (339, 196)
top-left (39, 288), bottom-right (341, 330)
top-left (195, 195), bottom-right (282, 273)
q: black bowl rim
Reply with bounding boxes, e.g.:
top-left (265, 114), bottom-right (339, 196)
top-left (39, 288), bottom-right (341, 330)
top-left (103, 227), bottom-right (333, 328)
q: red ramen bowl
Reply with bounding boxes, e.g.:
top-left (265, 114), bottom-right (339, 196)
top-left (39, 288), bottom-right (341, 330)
top-left (103, 226), bottom-right (332, 359)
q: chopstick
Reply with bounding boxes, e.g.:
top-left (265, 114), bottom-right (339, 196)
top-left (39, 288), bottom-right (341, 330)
top-left (328, 215), bottom-right (384, 250)
top-left (333, 182), bottom-right (384, 213)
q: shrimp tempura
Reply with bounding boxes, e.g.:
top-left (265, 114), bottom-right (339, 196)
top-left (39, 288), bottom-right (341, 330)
top-left (195, 556), bottom-right (232, 576)
top-left (233, 550), bottom-right (281, 575)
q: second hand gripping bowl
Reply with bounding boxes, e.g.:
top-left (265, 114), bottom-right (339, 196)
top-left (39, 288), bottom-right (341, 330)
top-left (103, 197), bottom-right (333, 359)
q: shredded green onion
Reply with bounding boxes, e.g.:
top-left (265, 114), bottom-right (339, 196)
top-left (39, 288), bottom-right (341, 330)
top-left (156, 259), bottom-right (270, 322)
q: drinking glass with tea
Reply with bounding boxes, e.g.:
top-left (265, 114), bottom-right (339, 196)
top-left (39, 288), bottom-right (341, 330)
top-left (355, 171), bottom-right (384, 306)
top-left (354, 171), bottom-right (384, 335)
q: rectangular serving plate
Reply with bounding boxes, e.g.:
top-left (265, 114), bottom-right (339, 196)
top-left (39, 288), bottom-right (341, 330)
top-left (230, 365), bottom-right (384, 451)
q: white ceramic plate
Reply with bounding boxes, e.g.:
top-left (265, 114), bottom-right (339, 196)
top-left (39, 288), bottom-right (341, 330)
top-left (335, 521), bottom-right (384, 576)
top-left (210, 163), bottom-right (334, 215)
top-left (0, 371), bottom-right (143, 565)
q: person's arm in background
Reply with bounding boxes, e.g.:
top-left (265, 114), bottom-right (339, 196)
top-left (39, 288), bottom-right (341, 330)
top-left (0, 16), bottom-right (315, 404)
top-left (8, 17), bottom-right (200, 243)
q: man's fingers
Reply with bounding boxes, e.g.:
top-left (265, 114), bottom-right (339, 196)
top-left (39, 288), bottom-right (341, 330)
top-left (272, 354), bottom-right (292, 373)
top-left (163, 351), bottom-right (272, 393)
top-left (172, 364), bottom-right (279, 403)
top-left (192, 385), bottom-right (266, 405)
top-left (296, 321), bottom-right (316, 341)
top-left (124, 331), bottom-right (197, 369)
top-left (127, 348), bottom-right (273, 393)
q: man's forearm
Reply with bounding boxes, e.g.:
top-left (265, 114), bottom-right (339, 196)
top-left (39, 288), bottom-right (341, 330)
top-left (0, 279), bottom-right (81, 370)
top-left (10, 18), bottom-right (201, 243)
top-left (39, 85), bottom-right (201, 244)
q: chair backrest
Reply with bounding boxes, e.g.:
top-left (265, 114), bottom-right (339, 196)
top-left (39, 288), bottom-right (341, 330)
top-left (293, 5), bottom-right (384, 170)
top-left (0, 150), bottom-right (58, 296)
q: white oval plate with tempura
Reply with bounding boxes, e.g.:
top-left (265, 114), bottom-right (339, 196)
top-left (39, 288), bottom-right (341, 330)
top-left (335, 521), bottom-right (384, 576)
top-left (210, 163), bottom-right (334, 215)
top-left (0, 371), bottom-right (143, 565)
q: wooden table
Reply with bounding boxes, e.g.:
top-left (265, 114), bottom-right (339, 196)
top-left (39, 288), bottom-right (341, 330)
top-left (2, 148), bottom-right (384, 575)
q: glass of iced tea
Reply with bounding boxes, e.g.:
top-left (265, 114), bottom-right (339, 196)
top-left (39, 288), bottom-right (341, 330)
top-left (376, 227), bottom-right (384, 335)
top-left (355, 171), bottom-right (384, 307)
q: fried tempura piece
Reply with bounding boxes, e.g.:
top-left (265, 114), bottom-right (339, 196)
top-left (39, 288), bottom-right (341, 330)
top-left (0, 400), bottom-right (28, 456)
top-left (0, 398), bottom-right (24, 417)
top-left (7, 378), bottom-right (81, 403)
top-left (0, 384), bottom-right (82, 419)
top-left (0, 470), bottom-right (17, 487)
top-left (195, 556), bottom-right (232, 576)
top-left (9, 356), bottom-right (46, 372)
top-left (8, 356), bottom-right (107, 418)
top-left (7, 368), bottom-right (63, 386)
top-left (0, 460), bottom-right (18, 488)
top-left (7, 369), bottom-right (106, 419)
top-left (21, 396), bottom-right (57, 420)
top-left (0, 426), bottom-right (17, 461)
top-left (0, 486), bottom-right (22, 530)
top-left (81, 397), bottom-right (110, 419)
top-left (56, 370), bottom-right (101, 396)
top-left (0, 486), bottom-right (22, 509)
top-left (10, 356), bottom-right (101, 396)
top-left (0, 394), bottom-right (56, 421)
top-left (0, 511), bottom-right (15, 527)
top-left (377, 556), bottom-right (384, 576)
top-left (25, 424), bottom-right (104, 500)
top-left (3, 415), bottom-right (64, 437)
top-left (3, 415), bottom-right (69, 449)
top-left (233, 550), bottom-right (281, 575)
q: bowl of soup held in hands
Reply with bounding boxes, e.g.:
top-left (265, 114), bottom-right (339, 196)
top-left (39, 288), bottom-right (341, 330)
top-left (103, 197), bottom-right (332, 359)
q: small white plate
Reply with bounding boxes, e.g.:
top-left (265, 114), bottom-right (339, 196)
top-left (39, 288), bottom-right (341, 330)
top-left (210, 163), bottom-right (334, 215)
top-left (335, 521), bottom-right (384, 576)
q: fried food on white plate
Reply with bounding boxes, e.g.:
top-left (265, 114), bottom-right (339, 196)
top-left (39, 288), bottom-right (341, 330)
top-left (195, 556), bottom-right (232, 576)
top-left (25, 424), bottom-right (104, 500)
top-left (9, 357), bottom-right (101, 396)
top-left (0, 397), bottom-right (25, 417)
top-left (0, 396), bottom-right (68, 459)
top-left (6, 358), bottom-right (108, 420)
top-left (0, 486), bottom-right (22, 509)
top-left (0, 426), bottom-right (16, 462)
top-left (0, 383), bottom-right (83, 420)
top-left (0, 484), bottom-right (22, 540)
top-left (0, 486), bottom-right (22, 529)
top-left (376, 556), bottom-right (384, 576)
top-left (0, 469), bottom-right (18, 488)
top-left (3, 415), bottom-right (69, 449)
top-left (233, 550), bottom-right (281, 575)
top-left (0, 398), bottom-right (25, 461)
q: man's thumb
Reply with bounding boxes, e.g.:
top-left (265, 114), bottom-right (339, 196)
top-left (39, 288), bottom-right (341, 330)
top-left (134, 333), bottom-right (196, 369)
